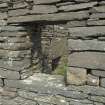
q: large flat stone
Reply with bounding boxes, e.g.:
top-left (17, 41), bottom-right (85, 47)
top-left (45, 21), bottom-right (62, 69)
top-left (31, 5), bottom-right (58, 14)
top-left (0, 59), bottom-right (31, 71)
top-left (68, 39), bottom-right (105, 51)
top-left (66, 67), bottom-right (87, 85)
top-left (4, 73), bottom-right (64, 92)
top-left (33, 0), bottom-right (61, 4)
top-left (68, 52), bottom-right (105, 70)
top-left (8, 11), bottom-right (89, 23)
top-left (87, 20), bottom-right (105, 26)
top-left (90, 13), bottom-right (105, 19)
top-left (0, 68), bottom-right (20, 79)
top-left (8, 8), bottom-right (29, 17)
top-left (91, 70), bottom-right (105, 77)
top-left (58, 2), bottom-right (97, 12)
top-left (91, 6), bottom-right (105, 13)
top-left (68, 26), bottom-right (105, 37)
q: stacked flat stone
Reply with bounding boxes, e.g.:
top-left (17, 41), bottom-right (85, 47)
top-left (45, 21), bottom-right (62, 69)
top-left (0, 0), bottom-right (105, 105)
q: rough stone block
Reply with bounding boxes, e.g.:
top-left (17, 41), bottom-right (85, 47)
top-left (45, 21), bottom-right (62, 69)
top-left (0, 79), bottom-right (3, 86)
top-left (100, 78), bottom-right (105, 88)
top-left (68, 52), bottom-right (105, 70)
top-left (31, 5), bottom-right (58, 14)
top-left (87, 74), bottom-right (99, 86)
top-left (90, 13), bottom-right (105, 19)
top-left (58, 2), bottom-right (97, 12)
top-left (8, 11), bottom-right (89, 23)
top-left (0, 68), bottom-right (20, 79)
top-left (68, 26), bottom-right (105, 38)
top-left (91, 6), bottom-right (105, 13)
top-left (87, 20), bottom-right (105, 26)
top-left (66, 67), bottom-right (87, 85)
top-left (33, 0), bottom-right (61, 4)
top-left (66, 20), bottom-right (86, 27)
top-left (4, 73), bottom-right (64, 92)
top-left (68, 39), bottom-right (105, 51)
top-left (91, 70), bottom-right (105, 77)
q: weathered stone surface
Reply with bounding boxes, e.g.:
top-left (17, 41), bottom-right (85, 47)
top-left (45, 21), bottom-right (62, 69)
top-left (31, 5), bottom-right (58, 14)
top-left (87, 74), bottom-right (99, 86)
top-left (90, 13), bottom-right (105, 19)
top-left (75, 0), bottom-right (90, 2)
top-left (8, 11), bottom-right (89, 23)
top-left (87, 20), bottom-right (105, 26)
top-left (0, 12), bottom-right (7, 19)
top-left (91, 70), bottom-right (105, 77)
top-left (89, 96), bottom-right (105, 103)
top-left (0, 32), bottom-right (27, 37)
top-left (68, 26), bottom-right (105, 37)
top-left (66, 20), bottom-right (86, 27)
top-left (94, 102), bottom-right (104, 105)
top-left (33, 0), bottom-right (61, 4)
top-left (8, 9), bottom-right (29, 17)
top-left (0, 59), bottom-right (31, 71)
top-left (0, 26), bottom-right (26, 32)
top-left (68, 39), bottom-right (105, 51)
top-left (4, 73), bottom-right (64, 91)
top-left (0, 79), bottom-right (3, 86)
top-left (0, 68), bottom-right (20, 79)
top-left (0, 19), bottom-right (7, 26)
top-left (100, 78), bottom-right (105, 88)
top-left (58, 2), bottom-right (97, 12)
top-left (68, 52), bottom-right (105, 70)
top-left (0, 50), bottom-right (31, 58)
top-left (18, 90), bottom-right (67, 105)
top-left (0, 42), bottom-right (32, 50)
top-left (66, 67), bottom-right (87, 85)
top-left (91, 6), bottom-right (105, 13)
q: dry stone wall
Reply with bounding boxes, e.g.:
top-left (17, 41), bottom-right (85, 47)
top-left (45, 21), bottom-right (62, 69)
top-left (0, 0), bottom-right (105, 105)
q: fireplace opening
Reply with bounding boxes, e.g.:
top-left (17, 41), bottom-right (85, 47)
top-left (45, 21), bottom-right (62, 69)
top-left (29, 23), bottom-right (68, 75)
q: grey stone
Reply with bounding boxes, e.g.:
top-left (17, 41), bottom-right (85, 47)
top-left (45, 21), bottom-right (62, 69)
top-left (0, 79), bottom-right (3, 86)
top-left (0, 68), bottom-right (20, 79)
top-left (0, 12), bottom-right (7, 19)
top-left (0, 26), bottom-right (26, 32)
top-left (94, 102), bottom-right (104, 105)
top-left (100, 78), bottom-right (105, 88)
top-left (87, 20), bottom-right (105, 26)
top-left (33, 0), bottom-right (61, 4)
top-left (0, 19), bottom-right (7, 26)
top-left (87, 74), bottom-right (99, 86)
top-left (98, 37), bottom-right (105, 41)
top-left (8, 11), bottom-right (89, 23)
top-left (18, 90), bottom-right (67, 105)
top-left (0, 3), bottom-right (7, 8)
top-left (90, 6), bottom-right (105, 13)
top-left (13, 97), bottom-right (37, 105)
top-left (75, 0), bottom-right (90, 3)
top-left (0, 50), bottom-right (31, 59)
top-left (0, 32), bottom-right (27, 37)
top-left (66, 20), bottom-right (86, 27)
top-left (4, 73), bottom-right (64, 92)
top-left (8, 9), bottom-right (29, 17)
top-left (67, 85), bottom-right (105, 96)
top-left (0, 42), bottom-right (32, 50)
top-left (68, 26), bottom-right (105, 38)
top-left (60, 90), bottom-right (88, 99)
top-left (68, 39), bottom-right (105, 51)
top-left (89, 96), bottom-right (105, 103)
top-left (68, 52), bottom-right (105, 70)
top-left (91, 70), bottom-right (105, 77)
top-left (0, 59), bottom-right (31, 71)
top-left (66, 67), bottom-right (87, 85)
top-left (58, 2), bottom-right (97, 12)
top-left (31, 5), bottom-right (58, 14)
top-left (90, 13), bottom-right (105, 19)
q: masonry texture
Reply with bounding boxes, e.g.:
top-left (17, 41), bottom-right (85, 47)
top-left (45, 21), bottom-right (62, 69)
top-left (0, 0), bottom-right (105, 105)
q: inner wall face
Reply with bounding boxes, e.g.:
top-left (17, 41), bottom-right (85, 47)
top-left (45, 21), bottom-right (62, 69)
top-left (31, 24), bottom-right (68, 74)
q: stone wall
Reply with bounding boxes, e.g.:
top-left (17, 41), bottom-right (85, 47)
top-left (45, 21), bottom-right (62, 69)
top-left (0, 0), bottom-right (105, 105)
